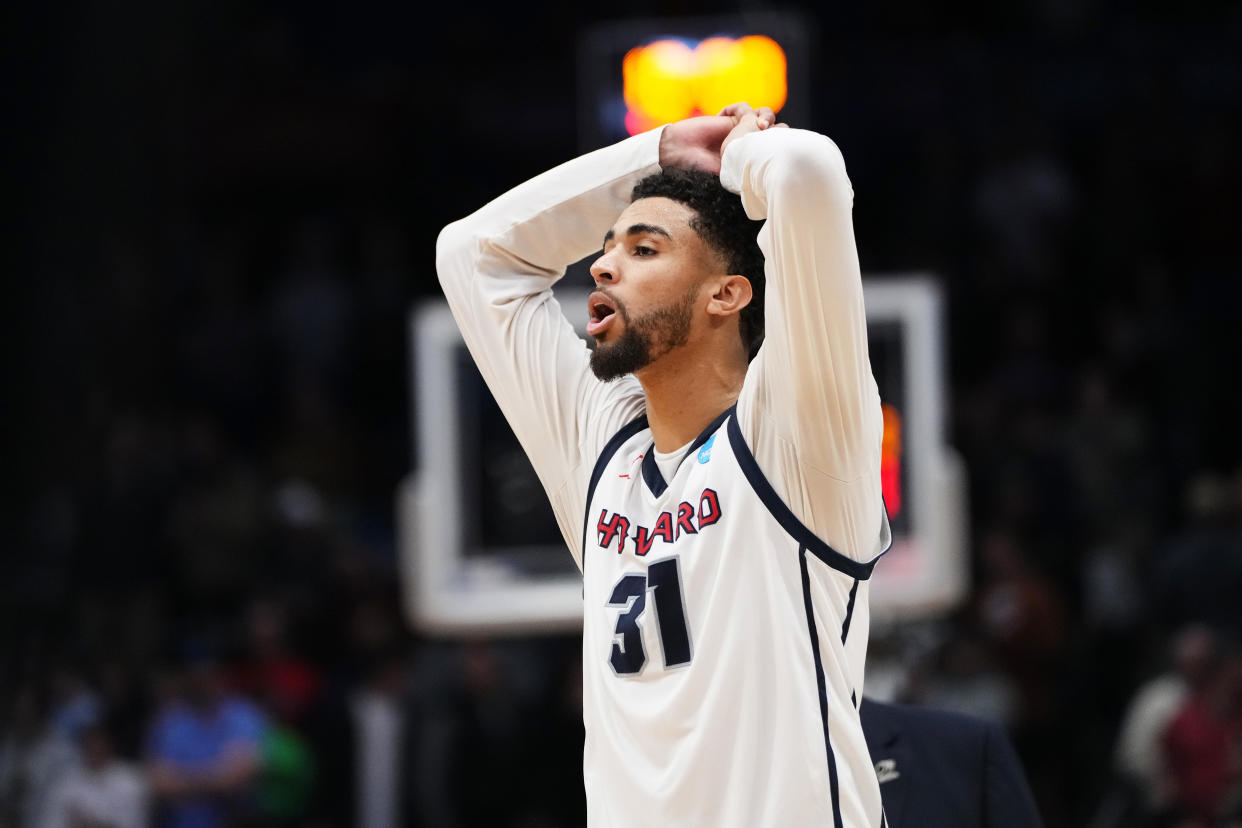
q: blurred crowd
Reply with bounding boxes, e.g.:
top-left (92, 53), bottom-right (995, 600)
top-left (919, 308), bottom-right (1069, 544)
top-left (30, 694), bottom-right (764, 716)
top-left (7, 1), bottom-right (1242, 827)
top-left (1, 589), bottom-right (588, 828)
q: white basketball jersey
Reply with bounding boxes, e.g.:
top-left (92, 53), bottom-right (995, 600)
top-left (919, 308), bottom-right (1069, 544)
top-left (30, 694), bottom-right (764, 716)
top-left (580, 406), bottom-right (890, 828)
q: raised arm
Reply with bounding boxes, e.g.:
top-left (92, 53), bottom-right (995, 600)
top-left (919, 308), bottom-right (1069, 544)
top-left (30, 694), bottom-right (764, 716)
top-left (435, 130), bottom-right (662, 559)
top-left (721, 119), bottom-right (888, 564)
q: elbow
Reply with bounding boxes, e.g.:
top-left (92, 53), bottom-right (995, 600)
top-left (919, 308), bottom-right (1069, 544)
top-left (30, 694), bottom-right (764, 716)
top-left (435, 218), bottom-right (480, 289)
top-left (771, 130), bottom-right (853, 209)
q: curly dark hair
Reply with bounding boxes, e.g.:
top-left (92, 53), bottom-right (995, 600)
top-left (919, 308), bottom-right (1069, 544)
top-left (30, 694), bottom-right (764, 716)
top-left (631, 167), bottom-right (766, 359)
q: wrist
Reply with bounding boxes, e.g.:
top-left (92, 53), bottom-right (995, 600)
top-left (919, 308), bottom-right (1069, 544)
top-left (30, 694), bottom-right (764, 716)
top-left (657, 123), bottom-right (677, 168)
top-left (656, 119), bottom-right (724, 174)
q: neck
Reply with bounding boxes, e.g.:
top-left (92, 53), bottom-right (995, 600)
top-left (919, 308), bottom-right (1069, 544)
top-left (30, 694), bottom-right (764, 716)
top-left (636, 346), bottom-right (747, 452)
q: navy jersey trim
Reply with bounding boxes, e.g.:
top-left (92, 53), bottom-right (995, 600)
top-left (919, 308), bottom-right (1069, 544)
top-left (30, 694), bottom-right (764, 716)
top-left (725, 413), bottom-right (887, 580)
top-left (840, 579), bottom-right (860, 644)
top-left (639, 406), bottom-right (735, 498)
top-left (582, 414), bottom-right (650, 568)
top-left (800, 547), bottom-right (844, 828)
top-left (640, 449), bottom-right (667, 497)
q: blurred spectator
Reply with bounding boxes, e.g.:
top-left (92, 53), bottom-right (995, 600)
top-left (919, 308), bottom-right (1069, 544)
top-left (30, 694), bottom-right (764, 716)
top-left (42, 719), bottom-right (148, 828)
top-left (1114, 625), bottom-right (1219, 814)
top-left (1161, 643), bottom-right (1242, 824)
top-left (228, 599), bottom-right (321, 728)
top-left (0, 689), bottom-right (81, 828)
top-left (145, 656), bottom-right (267, 828)
top-left (974, 528), bottom-right (1071, 819)
top-left (226, 598), bottom-right (319, 826)
top-left (254, 717), bottom-right (314, 827)
top-left (353, 650), bottom-right (410, 828)
top-left (309, 645), bottom-right (419, 828)
top-left (976, 529), bottom-right (1068, 725)
top-left (46, 667), bottom-right (103, 744)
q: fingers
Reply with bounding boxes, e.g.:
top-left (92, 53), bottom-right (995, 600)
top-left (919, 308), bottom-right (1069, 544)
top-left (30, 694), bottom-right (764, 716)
top-left (718, 103), bottom-right (780, 129)
top-left (720, 113), bottom-right (765, 158)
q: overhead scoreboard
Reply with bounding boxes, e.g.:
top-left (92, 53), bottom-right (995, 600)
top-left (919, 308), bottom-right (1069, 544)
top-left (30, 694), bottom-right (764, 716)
top-left (574, 12), bottom-right (813, 151)
top-left (398, 277), bottom-right (967, 635)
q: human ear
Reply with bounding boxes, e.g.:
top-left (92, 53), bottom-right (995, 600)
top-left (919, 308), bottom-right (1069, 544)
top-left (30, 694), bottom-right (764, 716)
top-left (705, 275), bottom-right (753, 317)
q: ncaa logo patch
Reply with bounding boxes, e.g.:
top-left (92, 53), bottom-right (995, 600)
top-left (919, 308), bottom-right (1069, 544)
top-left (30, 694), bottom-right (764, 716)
top-left (697, 435), bottom-right (716, 464)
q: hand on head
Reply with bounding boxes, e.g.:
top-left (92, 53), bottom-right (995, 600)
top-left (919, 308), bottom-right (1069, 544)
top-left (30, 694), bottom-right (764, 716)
top-left (718, 102), bottom-right (787, 159)
top-left (658, 102), bottom-right (786, 174)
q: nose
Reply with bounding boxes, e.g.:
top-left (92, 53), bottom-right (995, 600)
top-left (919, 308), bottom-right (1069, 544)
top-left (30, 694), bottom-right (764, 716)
top-left (589, 249), bottom-right (617, 284)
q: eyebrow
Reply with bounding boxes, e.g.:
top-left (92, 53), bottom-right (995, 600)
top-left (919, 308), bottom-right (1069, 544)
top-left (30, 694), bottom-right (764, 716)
top-left (603, 223), bottom-right (672, 246)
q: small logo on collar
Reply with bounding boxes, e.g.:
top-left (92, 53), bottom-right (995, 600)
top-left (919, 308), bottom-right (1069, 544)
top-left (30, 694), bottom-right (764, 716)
top-left (620, 454), bottom-right (643, 479)
top-left (875, 758), bottom-right (900, 784)
top-left (697, 435), bottom-right (716, 464)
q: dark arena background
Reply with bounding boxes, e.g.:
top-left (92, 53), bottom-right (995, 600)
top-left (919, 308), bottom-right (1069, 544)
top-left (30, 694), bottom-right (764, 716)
top-left (5, 1), bottom-right (1242, 826)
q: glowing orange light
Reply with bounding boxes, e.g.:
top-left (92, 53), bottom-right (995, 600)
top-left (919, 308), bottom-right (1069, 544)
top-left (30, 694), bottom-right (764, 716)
top-left (881, 403), bottom-right (903, 517)
top-left (622, 35), bottom-right (788, 135)
top-left (623, 40), bottom-right (697, 130)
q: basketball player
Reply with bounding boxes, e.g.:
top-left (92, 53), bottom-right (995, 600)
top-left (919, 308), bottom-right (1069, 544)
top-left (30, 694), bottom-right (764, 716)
top-left (437, 103), bottom-right (891, 826)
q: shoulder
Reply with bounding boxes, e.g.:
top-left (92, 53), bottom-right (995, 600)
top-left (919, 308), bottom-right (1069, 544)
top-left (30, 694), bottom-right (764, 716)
top-left (590, 407), bottom-right (651, 464)
top-left (872, 703), bottom-right (1037, 809)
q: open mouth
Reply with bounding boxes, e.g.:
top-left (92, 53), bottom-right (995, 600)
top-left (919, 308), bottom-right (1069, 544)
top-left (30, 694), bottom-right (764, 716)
top-left (586, 291), bottom-right (618, 337)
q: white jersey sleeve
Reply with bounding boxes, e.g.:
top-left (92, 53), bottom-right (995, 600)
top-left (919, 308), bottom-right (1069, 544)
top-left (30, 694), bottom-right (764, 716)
top-left (721, 127), bottom-right (888, 565)
top-left (435, 130), bottom-right (661, 567)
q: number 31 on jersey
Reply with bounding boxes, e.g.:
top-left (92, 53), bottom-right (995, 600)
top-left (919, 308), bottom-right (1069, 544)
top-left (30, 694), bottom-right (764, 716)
top-left (606, 556), bottom-right (692, 675)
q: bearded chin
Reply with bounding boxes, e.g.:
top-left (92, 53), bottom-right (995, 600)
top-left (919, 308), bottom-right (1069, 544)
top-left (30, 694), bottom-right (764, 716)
top-left (588, 295), bottom-right (695, 382)
top-left (583, 291), bottom-right (695, 382)
top-left (590, 329), bottom-right (652, 381)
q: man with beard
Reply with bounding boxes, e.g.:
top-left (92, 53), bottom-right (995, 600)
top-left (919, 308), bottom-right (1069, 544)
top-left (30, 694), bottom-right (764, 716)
top-left (437, 104), bottom-right (891, 827)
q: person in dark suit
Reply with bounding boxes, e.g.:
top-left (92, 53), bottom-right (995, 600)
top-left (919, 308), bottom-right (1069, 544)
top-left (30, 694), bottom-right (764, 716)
top-left (860, 697), bottom-right (1044, 828)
